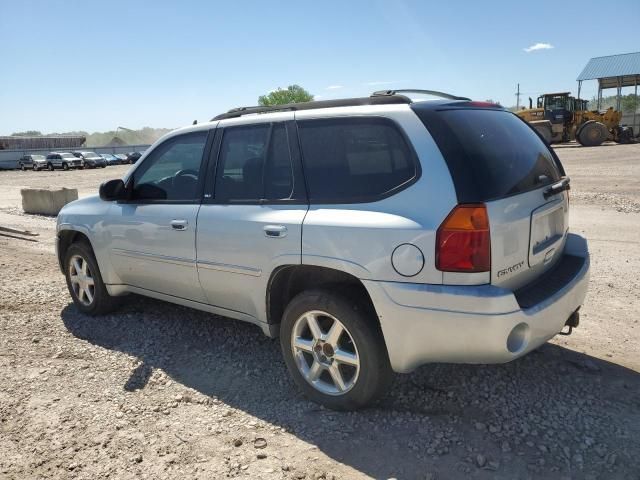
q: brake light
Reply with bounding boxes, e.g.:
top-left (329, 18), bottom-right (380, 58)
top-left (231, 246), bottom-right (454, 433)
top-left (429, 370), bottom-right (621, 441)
top-left (466, 101), bottom-right (500, 108)
top-left (436, 204), bottom-right (491, 272)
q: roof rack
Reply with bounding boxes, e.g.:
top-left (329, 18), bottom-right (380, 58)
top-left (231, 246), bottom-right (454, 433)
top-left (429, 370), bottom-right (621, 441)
top-left (211, 95), bottom-right (411, 121)
top-left (211, 89), bottom-right (469, 121)
top-left (371, 89), bottom-right (471, 101)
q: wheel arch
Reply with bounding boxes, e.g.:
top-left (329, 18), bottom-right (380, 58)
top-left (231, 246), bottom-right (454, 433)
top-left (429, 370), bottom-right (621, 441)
top-left (56, 227), bottom-right (93, 273)
top-left (266, 264), bottom-right (381, 332)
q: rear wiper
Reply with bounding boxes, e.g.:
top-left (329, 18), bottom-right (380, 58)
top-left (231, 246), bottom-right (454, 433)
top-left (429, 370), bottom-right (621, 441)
top-left (543, 177), bottom-right (570, 199)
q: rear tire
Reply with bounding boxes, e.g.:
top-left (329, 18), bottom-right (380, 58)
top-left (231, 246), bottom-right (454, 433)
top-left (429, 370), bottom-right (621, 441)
top-left (280, 289), bottom-right (392, 410)
top-left (63, 242), bottom-right (121, 316)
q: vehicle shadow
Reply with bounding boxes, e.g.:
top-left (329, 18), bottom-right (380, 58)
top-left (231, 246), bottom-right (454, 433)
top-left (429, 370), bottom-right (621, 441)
top-left (61, 296), bottom-right (640, 479)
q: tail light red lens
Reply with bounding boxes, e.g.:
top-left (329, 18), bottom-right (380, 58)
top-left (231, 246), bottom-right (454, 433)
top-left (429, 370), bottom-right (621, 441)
top-left (436, 204), bottom-right (491, 272)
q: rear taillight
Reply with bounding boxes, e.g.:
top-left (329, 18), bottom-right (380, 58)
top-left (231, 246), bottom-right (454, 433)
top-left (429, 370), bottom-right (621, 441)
top-left (436, 204), bottom-right (490, 272)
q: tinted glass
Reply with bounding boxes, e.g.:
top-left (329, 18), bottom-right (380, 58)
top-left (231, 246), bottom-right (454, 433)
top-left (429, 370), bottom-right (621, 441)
top-left (297, 118), bottom-right (416, 202)
top-left (214, 124), bottom-right (294, 201)
top-left (413, 107), bottom-right (562, 202)
top-left (264, 124), bottom-right (293, 199)
top-left (216, 125), bottom-right (269, 201)
top-left (133, 131), bottom-right (207, 201)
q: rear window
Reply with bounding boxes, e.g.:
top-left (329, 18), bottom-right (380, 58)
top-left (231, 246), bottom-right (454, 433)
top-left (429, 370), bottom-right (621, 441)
top-left (297, 117), bottom-right (418, 203)
top-left (413, 106), bottom-right (563, 202)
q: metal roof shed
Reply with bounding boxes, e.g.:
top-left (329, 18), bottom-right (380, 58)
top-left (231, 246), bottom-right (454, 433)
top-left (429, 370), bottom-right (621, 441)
top-left (576, 52), bottom-right (640, 111)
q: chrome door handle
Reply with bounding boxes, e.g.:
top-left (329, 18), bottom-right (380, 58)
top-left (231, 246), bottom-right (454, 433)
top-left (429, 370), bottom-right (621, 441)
top-left (264, 225), bottom-right (287, 238)
top-left (171, 219), bottom-right (188, 231)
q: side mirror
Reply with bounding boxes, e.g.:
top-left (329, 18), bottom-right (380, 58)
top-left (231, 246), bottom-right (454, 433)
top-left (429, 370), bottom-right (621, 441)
top-left (99, 179), bottom-right (127, 201)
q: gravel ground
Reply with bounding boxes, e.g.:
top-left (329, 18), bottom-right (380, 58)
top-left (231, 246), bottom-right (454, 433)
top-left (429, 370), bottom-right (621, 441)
top-left (1, 145), bottom-right (639, 479)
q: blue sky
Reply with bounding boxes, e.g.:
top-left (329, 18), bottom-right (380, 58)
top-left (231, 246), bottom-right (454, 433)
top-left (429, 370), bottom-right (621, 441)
top-left (1, 0), bottom-right (638, 134)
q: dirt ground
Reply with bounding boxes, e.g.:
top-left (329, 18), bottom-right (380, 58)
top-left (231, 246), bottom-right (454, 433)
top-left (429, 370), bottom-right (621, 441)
top-left (1, 144), bottom-right (639, 480)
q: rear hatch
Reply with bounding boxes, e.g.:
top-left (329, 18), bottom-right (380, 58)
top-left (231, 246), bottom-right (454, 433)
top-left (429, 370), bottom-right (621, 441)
top-left (413, 102), bottom-right (569, 290)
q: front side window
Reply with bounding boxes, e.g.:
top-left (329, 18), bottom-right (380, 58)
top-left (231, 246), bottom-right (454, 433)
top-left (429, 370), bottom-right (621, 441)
top-left (297, 117), bottom-right (417, 202)
top-left (214, 123), bottom-right (293, 201)
top-left (132, 131), bottom-right (207, 201)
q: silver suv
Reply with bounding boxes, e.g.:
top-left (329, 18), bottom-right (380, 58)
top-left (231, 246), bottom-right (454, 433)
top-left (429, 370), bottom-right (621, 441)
top-left (56, 90), bottom-right (590, 410)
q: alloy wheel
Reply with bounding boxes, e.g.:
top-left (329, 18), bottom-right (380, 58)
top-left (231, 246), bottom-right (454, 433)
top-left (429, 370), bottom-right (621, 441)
top-left (69, 254), bottom-right (95, 306)
top-left (291, 310), bottom-right (360, 395)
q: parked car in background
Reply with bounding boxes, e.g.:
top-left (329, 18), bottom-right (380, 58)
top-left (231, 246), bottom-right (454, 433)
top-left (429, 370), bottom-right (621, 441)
top-left (114, 154), bottom-right (129, 164)
top-left (72, 151), bottom-right (106, 168)
top-left (45, 152), bottom-right (83, 171)
top-left (126, 151), bottom-right (143, 163)
top-left (100, 154), bottom-right (122, 166)
top-left (18, 154), bottom-right (47, 171)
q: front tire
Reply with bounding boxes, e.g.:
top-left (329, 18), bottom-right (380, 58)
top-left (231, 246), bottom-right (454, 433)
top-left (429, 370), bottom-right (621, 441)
top-left (20, 163), bottom-right (26, 171)
top-left (280, 289), bottom-right (392, 410)
top-left (64, 242), bottom-right (120, 315)
top-left (62, 163), bottom-right (69, 171)
top-left (577, 121), bottom-right (608, 146)
top-left (47, 163), bottom-right (54, 171)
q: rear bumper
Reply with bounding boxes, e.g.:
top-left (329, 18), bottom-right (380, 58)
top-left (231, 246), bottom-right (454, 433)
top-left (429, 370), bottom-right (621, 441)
top-left (364, 233), bottom-right (590, 373)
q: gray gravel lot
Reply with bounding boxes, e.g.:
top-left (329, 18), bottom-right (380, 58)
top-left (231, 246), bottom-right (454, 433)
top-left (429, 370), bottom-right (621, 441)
top-left (1, 144), bottom-right (639, 479)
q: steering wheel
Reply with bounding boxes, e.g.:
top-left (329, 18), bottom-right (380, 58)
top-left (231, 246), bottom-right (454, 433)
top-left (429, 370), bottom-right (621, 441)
top-left (175, 169), bottom-right (199, 180)
top-left (171, 169), bottom-right (199, 196)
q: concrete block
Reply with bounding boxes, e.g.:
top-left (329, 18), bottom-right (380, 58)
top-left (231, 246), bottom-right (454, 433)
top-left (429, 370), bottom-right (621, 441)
top-left (21, 187), bottom-right (78, 215)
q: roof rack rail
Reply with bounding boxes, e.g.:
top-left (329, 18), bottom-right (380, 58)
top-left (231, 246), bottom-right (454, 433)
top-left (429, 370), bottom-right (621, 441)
top-left (211, 89), bottom-right (470, 121)
top-left (371, 89), bottom-right (471, 101)
top-left (211, 94), bottom-right (412, 121)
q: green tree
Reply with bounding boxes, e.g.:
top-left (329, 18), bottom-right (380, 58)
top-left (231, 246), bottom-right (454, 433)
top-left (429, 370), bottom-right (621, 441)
top-left (588, 93), bottom-right (640, 112)
top-left (11, 130), bottom-right (42, 136)
top-left (258, 85), bottom-right (314, 106)
top-left (622, 94), bottom-right (639, 112)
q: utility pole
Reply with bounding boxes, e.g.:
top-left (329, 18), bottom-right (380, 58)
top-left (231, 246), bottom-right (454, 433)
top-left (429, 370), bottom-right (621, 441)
top-left (515, 83), bottom-right (521, 110)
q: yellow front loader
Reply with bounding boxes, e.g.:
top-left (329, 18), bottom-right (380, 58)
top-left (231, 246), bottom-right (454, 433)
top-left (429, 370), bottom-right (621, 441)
top-left (517, 92), bottom-right (635, 146)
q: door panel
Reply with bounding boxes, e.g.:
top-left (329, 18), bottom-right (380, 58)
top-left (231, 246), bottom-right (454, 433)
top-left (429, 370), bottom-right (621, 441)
top-left (106, 203), bottom-right (206, 302)
top-left (196, 205), bottom-right (306, 319)
top-left (195, 116), bottom-right (307, 321)
top-left (104, 130), bottom-right (211, 302)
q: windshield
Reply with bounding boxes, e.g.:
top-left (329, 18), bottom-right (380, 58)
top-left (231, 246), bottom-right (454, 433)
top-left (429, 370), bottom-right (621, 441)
top-left (83, 152), bottom-right (100, 158)
top-left (32, 155), bottom-right (45, 160)
top-left (61, 153), bottom-right (76, 159)
top-left (545, 95), bottom-right (568, 110)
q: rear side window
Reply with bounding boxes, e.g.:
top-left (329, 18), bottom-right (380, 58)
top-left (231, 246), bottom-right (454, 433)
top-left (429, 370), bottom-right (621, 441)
top-left (215, 123), bottom-right (294, 201)
top-left (297, 117), bottom-right (418, 202)
top-left (413, 107), bottom-right (562, 202)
